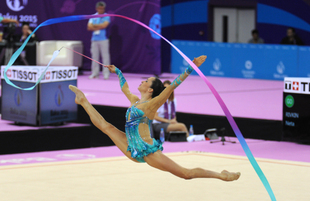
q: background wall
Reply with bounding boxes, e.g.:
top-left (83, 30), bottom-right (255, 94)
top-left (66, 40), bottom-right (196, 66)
top-left (2, 0), bottom-right (310, 76)
top-left (161, 0), bottom-right (310, 73)
top-left (0, 0), bottom-right (161, 74)
top-left (170, 40), bottom-right (310, 80)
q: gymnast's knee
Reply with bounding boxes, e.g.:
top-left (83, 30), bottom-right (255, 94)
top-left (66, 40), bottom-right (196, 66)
top-left (99, 122), bottom-right (114, 134)
top-left (180, 169), bottom-right (193, 180)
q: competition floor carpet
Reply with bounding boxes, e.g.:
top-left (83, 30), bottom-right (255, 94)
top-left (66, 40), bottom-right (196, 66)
top-left (0, 72), bottom-right (307, 200)
top-left (0, 139), bottom-right (309, 201)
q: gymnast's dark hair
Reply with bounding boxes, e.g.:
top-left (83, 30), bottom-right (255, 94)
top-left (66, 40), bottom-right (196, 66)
top-left (150, 78), bottom-right (164, 98)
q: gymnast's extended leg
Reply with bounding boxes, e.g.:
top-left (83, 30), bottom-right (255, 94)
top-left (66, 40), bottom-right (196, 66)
top-left (144, 151), bottom-right (240, 181)
top-left (69, 85), bottom-right (138, 162)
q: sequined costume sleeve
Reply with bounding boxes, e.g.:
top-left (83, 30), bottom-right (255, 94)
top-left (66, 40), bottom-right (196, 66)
top-left (115, 67), bottom-right (126, 89)
top-left (170, 66), bottom-right (193, 89)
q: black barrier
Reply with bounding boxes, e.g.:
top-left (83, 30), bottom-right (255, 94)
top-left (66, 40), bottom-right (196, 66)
top-left (283, 78), bottom-right (310, 143)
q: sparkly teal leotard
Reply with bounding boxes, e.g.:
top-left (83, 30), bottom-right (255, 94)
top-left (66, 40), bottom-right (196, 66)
top-left (115, 65), bottom-right (193, 163)
top-left (125, 101), bottom-right (163, 163)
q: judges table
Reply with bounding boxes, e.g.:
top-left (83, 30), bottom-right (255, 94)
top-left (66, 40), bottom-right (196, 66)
top-left (1, 66), bottom-right (78, 125)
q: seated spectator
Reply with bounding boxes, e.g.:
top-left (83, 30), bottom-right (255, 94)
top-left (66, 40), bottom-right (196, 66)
top-left (17, 23), bottom-right (38, 42)
top-left (152, 80), bottom-right (189, 139)
top-left (281, 27), bottom-right (304, 45)
top-left (248, 29), bottom-right (264, 44)
top-left (14, 23), bottom-right (38, 65)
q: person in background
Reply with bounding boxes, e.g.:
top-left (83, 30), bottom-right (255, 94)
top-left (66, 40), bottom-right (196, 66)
top-left (18, 23), bottom-right (38, 42)
top-left (87, 1), bottom-right (111, 80)
top-left (13, 23), bottom-right (38, 65)
top-left (248, 29), bottom-right (264, 44)
top-left (152, 80), bottom-right (189, 140)
top-left (281, 27), bottom-right (304, 45)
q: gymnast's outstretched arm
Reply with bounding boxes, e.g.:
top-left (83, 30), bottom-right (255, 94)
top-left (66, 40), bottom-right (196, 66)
top-left (148, 55), bottom-right (207, 112)
top-left (105, 65), bottom-right (139, 105)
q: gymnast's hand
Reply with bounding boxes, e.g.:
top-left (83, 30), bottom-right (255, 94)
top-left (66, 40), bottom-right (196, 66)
top-left (193, 55), bottom-right (207, 67)
top-left (104, 65), bottom-right (116, 73)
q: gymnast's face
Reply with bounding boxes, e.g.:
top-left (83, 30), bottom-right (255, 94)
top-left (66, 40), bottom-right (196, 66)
top-left (138, 77), bottom-right (155, 93)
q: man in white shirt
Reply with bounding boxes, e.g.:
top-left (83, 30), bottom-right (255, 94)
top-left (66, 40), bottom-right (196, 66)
top-left (87, 1), bottom-right (111, 80)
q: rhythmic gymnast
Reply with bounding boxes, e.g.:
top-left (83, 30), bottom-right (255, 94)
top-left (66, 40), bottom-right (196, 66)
top-left (69, 55), bottom-right (240, 181)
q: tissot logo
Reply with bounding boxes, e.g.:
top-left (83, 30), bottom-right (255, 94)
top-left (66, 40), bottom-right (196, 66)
top-left (285, 81), bottom-right (300, 91)
top-left (285, 81), bottom-right (291, 90)
top-left (300, 82), bottom-right (310, 92)
top-left (10, 69), bottom-right (37, 81)
top-left (292, 81), bottom-right (299, 91)
top-left (1, 66), bottom-right (78, 83)
top-left (45, 71), bottom-right (51, 80)
top-left (284, 78), bottom-right (310, 94)
top-left (6, 0), bottom-right (28, 12)
top-left (6, 69), bottom-right (12, 78)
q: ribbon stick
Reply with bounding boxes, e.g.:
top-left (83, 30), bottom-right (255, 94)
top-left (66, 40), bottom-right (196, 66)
top-left (62, 46), bottom-right (104, 66)
top-left (3, 14), bottom-right (276, 201)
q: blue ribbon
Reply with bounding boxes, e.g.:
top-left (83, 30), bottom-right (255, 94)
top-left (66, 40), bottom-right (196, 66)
top-left (3, 14), bottom-right (276, 201)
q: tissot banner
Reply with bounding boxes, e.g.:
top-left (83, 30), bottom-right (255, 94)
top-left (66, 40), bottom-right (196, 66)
top-left (1, 66), bottom-right (78, 83)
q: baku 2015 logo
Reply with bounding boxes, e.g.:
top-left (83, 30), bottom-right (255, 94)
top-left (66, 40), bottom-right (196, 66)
top-left (14, 89), bottom-right (23, 106)
top-left (213, 58), bottom-right (221, 71)
top-left (55, 85), bottom-right (64, 107)
top-left (149, 14), bottom-right (161, 40)
top-left (6, 0), bottom-right (28, 12)
top-left (276, 61), bottom-right (285, 74)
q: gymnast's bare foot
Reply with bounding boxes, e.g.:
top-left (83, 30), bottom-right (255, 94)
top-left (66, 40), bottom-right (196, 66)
top-left (220, 170), bottom-right (241, 181)
top-left (193, 55), bottom-right (207, 67)
top-left (69, 85), bottom-right (86, 105)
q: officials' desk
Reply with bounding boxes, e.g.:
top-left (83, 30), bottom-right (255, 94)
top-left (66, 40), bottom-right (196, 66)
top-left (283, 77), bottom-right (310, 143)
top-left (1, 66), bottom-right (78, 125)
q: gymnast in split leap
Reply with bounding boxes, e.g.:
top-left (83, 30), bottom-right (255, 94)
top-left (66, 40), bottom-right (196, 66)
top-left (69, 55), bottom-right (240, 181)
